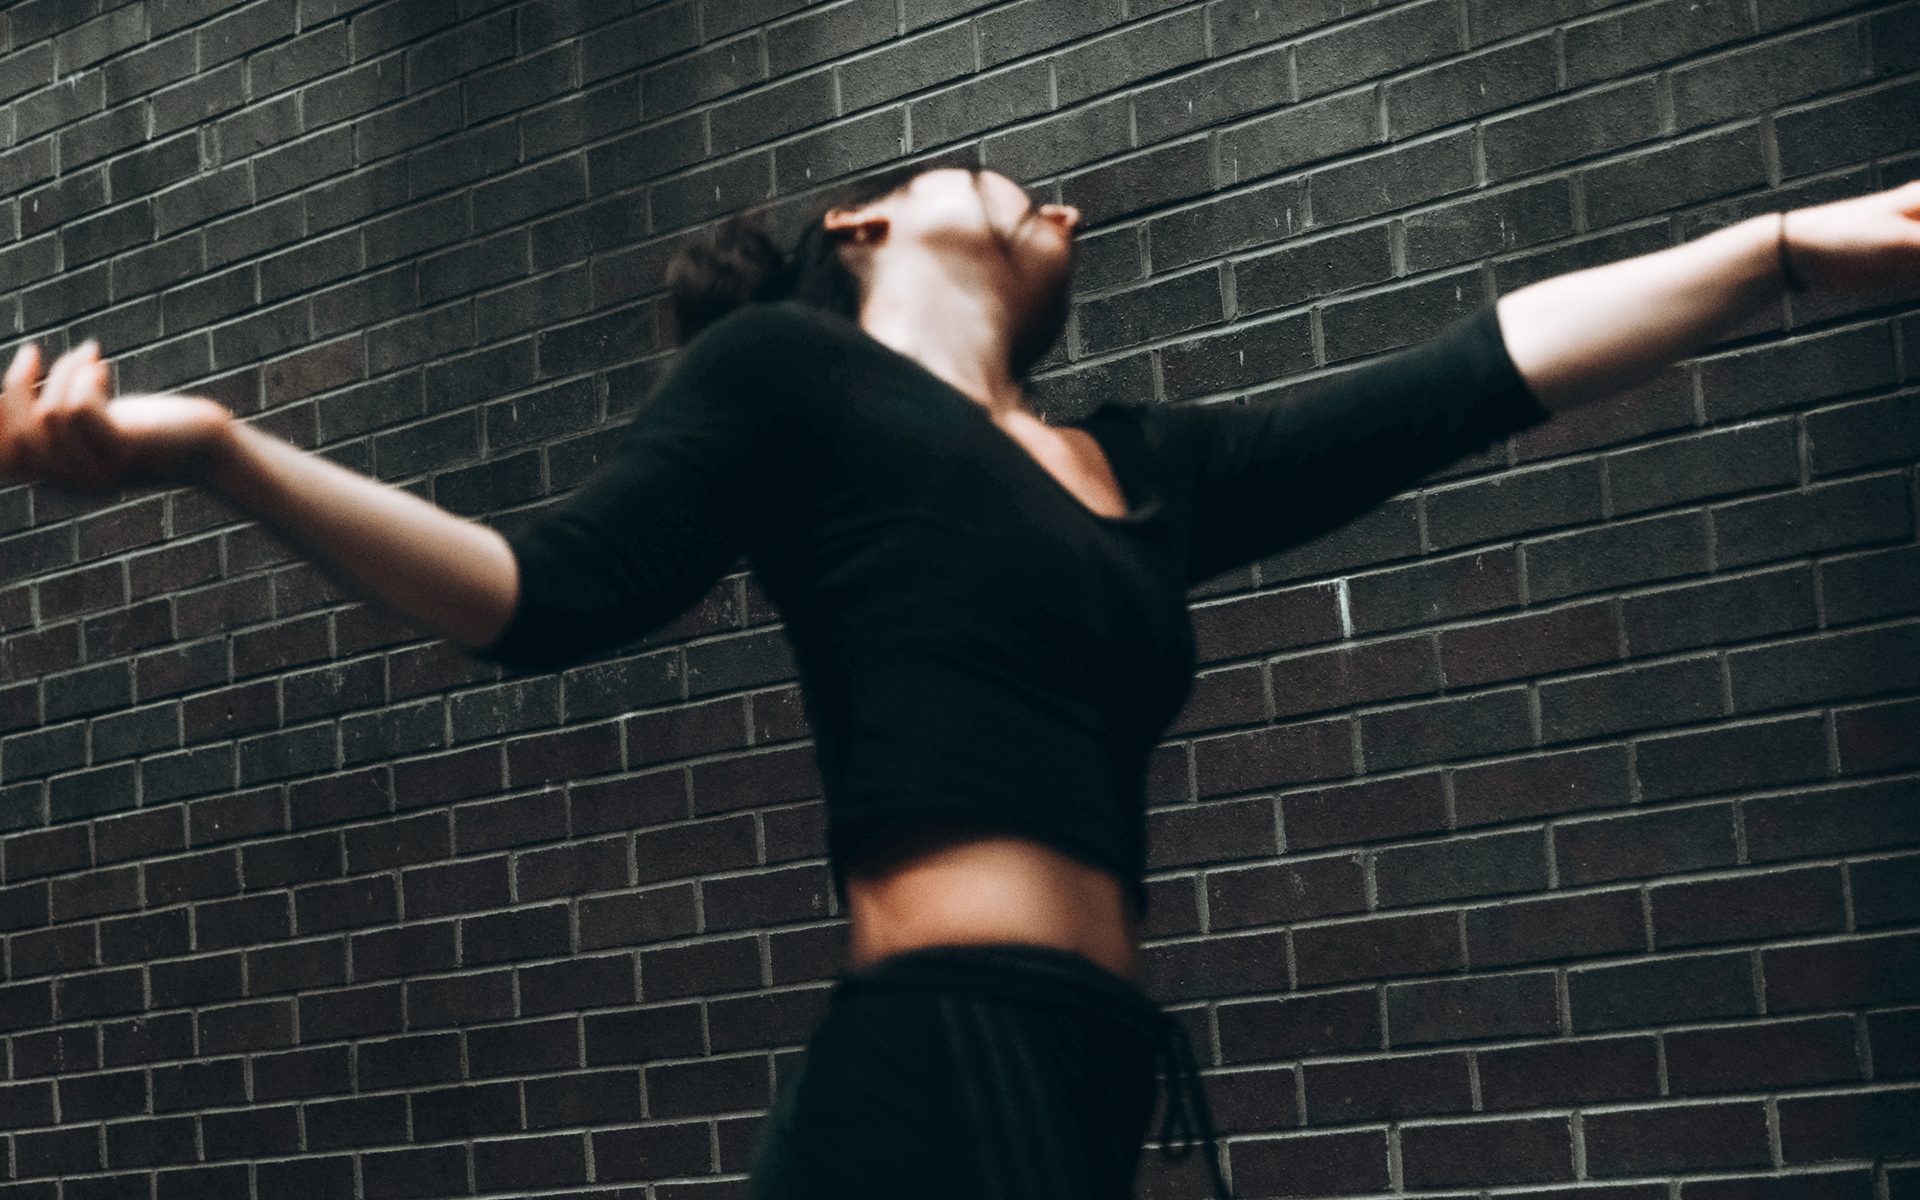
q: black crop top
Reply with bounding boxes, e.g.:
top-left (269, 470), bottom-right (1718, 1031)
top-left (473, 299), bottom-right (1551, 918)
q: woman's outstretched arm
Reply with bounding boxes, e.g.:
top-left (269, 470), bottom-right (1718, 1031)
top-left (203, 420), bottom-right (519, 651)
top-left (1, 340), bottom-right (519, 652)
top-left (1163, 180), bottom-right (1920, 583)
top-left (1500, 182), bottom-right (1920, 411)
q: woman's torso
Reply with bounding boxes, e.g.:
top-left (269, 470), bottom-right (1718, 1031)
top-left (843, 833), bottom-right (1143, 981)
top-left (831, 391), bottom-right (1150, 981)
top-left (733, 302), bottom-right (1198, 980)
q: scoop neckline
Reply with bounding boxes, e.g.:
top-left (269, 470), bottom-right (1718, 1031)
top-left (803, 303), bottom-right (1159, 526)
top-left (977, 400), bottom-right (1159, 526)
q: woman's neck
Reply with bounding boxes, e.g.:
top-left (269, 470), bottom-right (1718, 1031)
top-left (858, 271), bottom-right (1026, 418)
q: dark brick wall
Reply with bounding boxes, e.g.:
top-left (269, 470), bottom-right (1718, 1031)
top-left (3, 0), bottom-right (1917, 1197)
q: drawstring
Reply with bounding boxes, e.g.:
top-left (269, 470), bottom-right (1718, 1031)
top-left (1151, 1010), bottom-right (1235, 1199)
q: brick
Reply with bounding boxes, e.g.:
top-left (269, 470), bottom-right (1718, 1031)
top-left (1621, 567), bottom-right (1817, 657)
top-left (1454, 744), bottom-right (1631, 826)
top-left (1854, 851), bottom-right (1920, 929)
top-left (1608, 419), bottom-right (1799, 516)
top-left (411, 1081), bottom-right (522, 1142)
top-left (1746, 778), bottom-right (1920, 862)
top-left (1401, 1116), bottom-right (1574, 1186)
top-left (1667, 1016), bottom-right (1861, 1094)
top-left (1527, 510), bottom-right (1710, 601)
top-left (1303, 1051), bottom-right (1471, 1123)
top-left (519, 953), bottom-right (636, 1016)
top-left (1777, 76), bottom-right (1920, 178)
top-left (1834, 693), bottom-right (1920, 773)
top-left (1271, 633), bottom-right (1442, 719)
top-left (475, 1133), bottom-right (590, 1192)
top-left (299, 982), bottom-right (403, 1042)
top-left (1764, 931), bottom-right (1920, 1013)
top-left (362, 1145), bottom-right (469, 1200)
top-left (461, 903), bottom-right (571, 966)
top-left (647, 1052), bottom-right (769, 1117)
top-left (1386, 970), bottom-right (1559, 1046)
top-left (198, 1104), bottom-right (298, 1163)
top-left (1716, 475), bottom-right (1911, 569)
top-left (1217, 989), bottom-right (1381, 1063)
top-left (1376, 829), bottom-right (1548, 907)
top-left (518, 836), bottom-right (629, 901)
top-left (1284, 771), bottom-right (1450, 849)
top-left (1206, 853), bottom-right (1367, 929)
top-left (592, 1119), bottom-right (713, 1182)
top-left (1144, 929), bottom-right (1291, 1000)
top-left (1870, 1008), bottom-right (1920, 1080)
top-left (1700, 321), bottom-right (1897, 420)
top-left (1651, 866), bottom-right (1846, 949)
top-left (1809, 390), bottom-right (1920, 476)
top-left (1427, 459), bottom-right (1604, 551)
top-left (1585, 1101), bottom-right (1771, 1174)
top-left (1314, 131), bottom-right (1479, 224)
top-left (580, 884), bottom-right (700, 951)
top-left (1484, 78), bottom-right (1661, 179)
top-left (1294, 912), bottom-right (1461, 985)
top-left (584, 1001), bottom-right (707, 1067)
top-left (1439, 600), bottom-right (1618, 689)
top-left (1634, 715), bottom-right (1830, 803)
top-left (352, 920), bottom-right (458, 981)
top-left (702, 863), bottom-right (831, 930)
top-left (1570, 951), bottom-right (1757, 1032)
top-left (1479, 1036), bottom-right (1661, 1110)
top-left (406, 970), bottom-right (513, 1030)
top-left (1560, 802), bottom-right (1739, 886)
top-left (1195, 717), bottom-right (1354, 798)
top-left (1192, 582), bottom-right (1342, 663)
top-left (1682, 1170), bottom-right (1876, 1200)
top-left (1360, 687), bottom-right (1533, 771)
top-left (306, 1093), bottom-right (409, 1152)
top-left (1583, 124), bottom-right (1770, 227)
top-left (522, 1069), bottom-right (643, 1132)
top-left (1390, 34), bottom-right (1559, 139)
top-left (358, 1033), bottom-right (464, 1093)
top-left (1729, 621), bottom-right (1920, 714)
top-left (468, 1015), bottom-right (579, 1078)
top-left (708, 986), bottom-right (832, 1054)
top-left (1231, 1128), bottom-right (1390, 1197)
top-left (1465, 889), bottom-right (1645, 968)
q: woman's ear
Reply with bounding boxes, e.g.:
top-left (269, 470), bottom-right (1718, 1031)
top-left (823, 205), bottom-right (888, 245)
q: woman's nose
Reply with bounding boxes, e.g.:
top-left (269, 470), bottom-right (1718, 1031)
top-left (1041, 203), bottom-right (1082, 230)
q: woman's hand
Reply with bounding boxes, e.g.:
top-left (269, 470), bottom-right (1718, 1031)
top-left (1784, 179), bottom-right (1920, 295)
top-left (2, 340), bottom-right (235, 493)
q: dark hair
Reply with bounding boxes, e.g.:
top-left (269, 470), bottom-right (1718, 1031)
top-left (663, 162), bottom-right (944, 345)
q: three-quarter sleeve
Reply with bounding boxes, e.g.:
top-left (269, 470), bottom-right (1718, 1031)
top-left (1159, 302), bottom-right (1553, 585)
top-left (471, 305), bottom-right (793, 671)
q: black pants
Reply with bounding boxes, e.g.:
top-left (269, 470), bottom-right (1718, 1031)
top-left (744, 942), bottom-right (1233, 1200)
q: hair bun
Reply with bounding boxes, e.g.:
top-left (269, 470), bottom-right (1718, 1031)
top-left (665, 213), bottom-right (792, 345)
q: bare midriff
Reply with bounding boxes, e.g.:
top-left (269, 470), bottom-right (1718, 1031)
top-left (841, 834), bottom-right (1141, 983)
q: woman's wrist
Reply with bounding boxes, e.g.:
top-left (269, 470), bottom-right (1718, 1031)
top-left (199, 413), bottom-right (257, 494)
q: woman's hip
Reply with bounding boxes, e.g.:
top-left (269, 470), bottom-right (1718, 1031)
top-left (745, 941), bottom-right (1170, 1200)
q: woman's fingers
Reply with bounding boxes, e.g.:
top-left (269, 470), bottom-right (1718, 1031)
top-left (51, 360), bottom-right (113, 474)
top-left (31, 345), bottom-right (118, 488)
top-left (61, 357), bottom-right (123, 489)
top-left (1, 345), bottom-right (38, 473)
top-left (3, 343), bottom-right (40, 441)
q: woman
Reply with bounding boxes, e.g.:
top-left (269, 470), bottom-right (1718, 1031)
top-left (5, 165), bottom-right (1917, 1199)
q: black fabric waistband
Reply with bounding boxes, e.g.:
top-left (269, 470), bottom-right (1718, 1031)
top-left (833, 943), bottom-right (1235, 1199)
